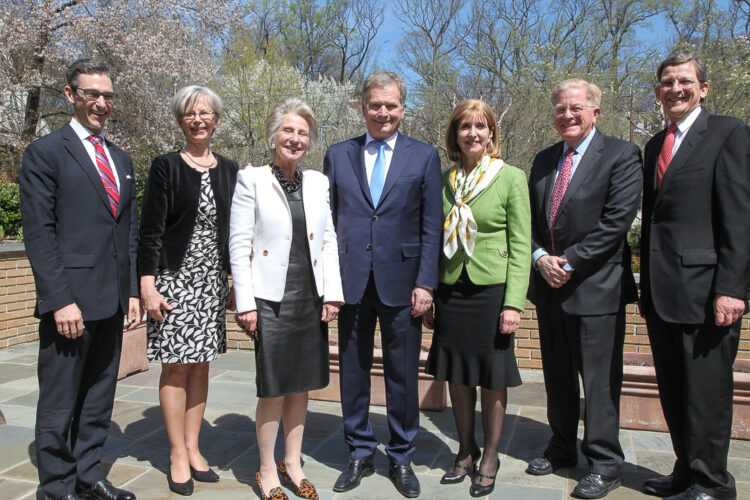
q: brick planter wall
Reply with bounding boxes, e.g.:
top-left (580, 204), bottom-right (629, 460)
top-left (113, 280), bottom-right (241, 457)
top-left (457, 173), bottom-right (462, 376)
top-left (4, 244), bottom-right (750, 361)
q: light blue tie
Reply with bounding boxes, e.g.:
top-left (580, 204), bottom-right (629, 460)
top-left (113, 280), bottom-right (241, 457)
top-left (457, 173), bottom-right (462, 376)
top-left (370, 141), bottom-right (387, 206)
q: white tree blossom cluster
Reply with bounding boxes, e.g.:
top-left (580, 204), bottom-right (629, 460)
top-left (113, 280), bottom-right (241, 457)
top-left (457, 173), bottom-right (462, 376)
top-left (0, 0), bottom-right (238, 174)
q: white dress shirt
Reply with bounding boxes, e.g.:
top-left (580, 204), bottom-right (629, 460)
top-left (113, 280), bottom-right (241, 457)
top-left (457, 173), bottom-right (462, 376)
top-left (69, 118), bottom-right (120, 190)
top-left (667, 106), bottom-right (702, 157)
top-left (364, 131), bottom-right (398, 185)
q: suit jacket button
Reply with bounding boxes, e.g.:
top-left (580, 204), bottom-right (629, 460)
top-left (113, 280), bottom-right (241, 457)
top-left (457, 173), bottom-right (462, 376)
top-left (263, 250), bottom-right (269, 256)
top-left (372, 215), bottom-right (378, 221)
top-left (501, 250), bottom-right (508, 257)
top-left (651, 216), bottom-right (657, 224)
top-left (366, 243), bottom-right (372, 251)
top-left (309, 233), bottom-right (314, 239)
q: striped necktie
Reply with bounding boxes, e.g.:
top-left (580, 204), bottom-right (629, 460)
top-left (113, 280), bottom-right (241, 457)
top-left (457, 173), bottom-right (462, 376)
top-left (87, 135), bottom-right (119, 216)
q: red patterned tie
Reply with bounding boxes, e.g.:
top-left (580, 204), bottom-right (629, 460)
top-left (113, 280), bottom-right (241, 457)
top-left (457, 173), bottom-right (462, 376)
top-left (87, 135), bottom-right (119, 215)
top-left (548, 147), bottom-right (575, 253)
top-left (656, 123), bottom-right (678, 189)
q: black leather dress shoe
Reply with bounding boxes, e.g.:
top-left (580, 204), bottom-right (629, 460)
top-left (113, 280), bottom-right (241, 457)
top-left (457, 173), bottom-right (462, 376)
top-left (665, 487), bottom-right (719, 500)
top-left (76, 480), bottom-right (136, 500)
top-left (46, 495), bottom-right (81, 500)
top-left (389, 463), bottom-right (420, 498)
top-left (643, 473), bottom-right (689, 497)
top-left (332, 457), bottom-right (375, 492)
top-left (572, 473), bottom-right (622, 499)
top-left (525, 455), bottom-right (577, 476)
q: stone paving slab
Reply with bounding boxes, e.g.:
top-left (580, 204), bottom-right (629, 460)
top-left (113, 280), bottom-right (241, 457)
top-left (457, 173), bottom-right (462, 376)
top-left (2, 343), bottom-right (750, 500)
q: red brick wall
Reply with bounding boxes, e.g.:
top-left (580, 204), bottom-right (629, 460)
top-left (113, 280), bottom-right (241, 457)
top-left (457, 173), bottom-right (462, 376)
top-left (0, 247), bottom-right (41, 348)
top-left (3, 249), bottom-right (750, 363)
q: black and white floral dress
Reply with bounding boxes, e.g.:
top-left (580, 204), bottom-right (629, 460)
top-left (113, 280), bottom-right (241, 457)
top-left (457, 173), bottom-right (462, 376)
top-left (146, 170), bottom-right (228, 363)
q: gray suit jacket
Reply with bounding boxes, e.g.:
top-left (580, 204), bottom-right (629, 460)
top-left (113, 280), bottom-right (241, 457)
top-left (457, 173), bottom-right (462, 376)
top-left (528, 129), bottom-right (643, 315)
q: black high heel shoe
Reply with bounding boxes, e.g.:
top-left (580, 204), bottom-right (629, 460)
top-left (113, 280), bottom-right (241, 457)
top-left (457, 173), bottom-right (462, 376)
top-left (469, 459), bottom-right (500, 497)
top-left (440, 448), bottom-right (481, 484)
top-left (167, 470), bottom-right (194, 496)
top-left (190, 465), bottom-right (220, 482)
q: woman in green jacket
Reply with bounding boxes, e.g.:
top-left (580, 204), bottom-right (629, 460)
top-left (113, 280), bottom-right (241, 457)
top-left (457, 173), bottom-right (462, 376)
top-left (425, 99), bottom-right (531, 497)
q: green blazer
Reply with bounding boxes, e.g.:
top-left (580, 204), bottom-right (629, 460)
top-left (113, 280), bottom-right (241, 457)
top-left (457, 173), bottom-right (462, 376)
top-left (439, 163), bottom-right (532, 311)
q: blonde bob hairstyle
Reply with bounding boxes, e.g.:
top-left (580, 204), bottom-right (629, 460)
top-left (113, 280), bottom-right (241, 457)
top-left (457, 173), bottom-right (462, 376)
top-left (444, 99), bottom-right (501, 162)
top-left (265, 98), bottom-right (319, 153)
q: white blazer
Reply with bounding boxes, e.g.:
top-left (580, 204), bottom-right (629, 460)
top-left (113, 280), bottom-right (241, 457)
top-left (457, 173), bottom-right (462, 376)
top-left (229, 165), bottom-right (344, 313)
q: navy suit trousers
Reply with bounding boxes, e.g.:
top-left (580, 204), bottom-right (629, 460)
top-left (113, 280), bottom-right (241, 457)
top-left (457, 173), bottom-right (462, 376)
top-left (35, 311), bottom-right (123, 497)
top-left (338, 275), bottom-right (422, 464)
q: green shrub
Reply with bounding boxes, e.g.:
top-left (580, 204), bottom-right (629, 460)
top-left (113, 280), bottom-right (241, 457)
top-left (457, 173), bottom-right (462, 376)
top-left (0, 182), bottom-right (23, 240)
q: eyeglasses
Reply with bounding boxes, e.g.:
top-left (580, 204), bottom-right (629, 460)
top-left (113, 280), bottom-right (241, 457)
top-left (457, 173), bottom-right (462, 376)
top-left (75, 88), bottom-right (115, 103)
top-left (182, 111), bottom-right (216, 121)
top-left (554, 104), bottom-right (595, 117)
top-left (658, 78), bottom-right (699, 90)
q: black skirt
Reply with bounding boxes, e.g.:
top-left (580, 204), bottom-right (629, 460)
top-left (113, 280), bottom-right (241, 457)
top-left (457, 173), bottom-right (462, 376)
top-left (254, 188), bottom-right (328, 398)
top-left (425, 272), bottom-right (522, 390)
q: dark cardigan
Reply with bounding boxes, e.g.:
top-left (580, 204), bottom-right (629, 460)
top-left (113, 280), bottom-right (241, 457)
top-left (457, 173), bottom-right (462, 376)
top-left (137, 151), bottom-right (239, 277)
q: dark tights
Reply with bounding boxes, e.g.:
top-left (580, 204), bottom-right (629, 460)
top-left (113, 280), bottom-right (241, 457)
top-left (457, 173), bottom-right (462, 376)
top-left (449, 383), bottom-right (507, 486)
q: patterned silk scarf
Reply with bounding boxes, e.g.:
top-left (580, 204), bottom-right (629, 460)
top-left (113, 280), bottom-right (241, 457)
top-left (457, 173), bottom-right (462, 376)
top-left (443, 155), bottom-right (503, 258)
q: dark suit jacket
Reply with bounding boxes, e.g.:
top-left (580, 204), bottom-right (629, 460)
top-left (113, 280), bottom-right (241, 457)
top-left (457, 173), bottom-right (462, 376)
top-left (640, 109), bottom-right (750, 324)
top-left (137, 151), bottom-right (238, 276)
top-left (324, 133), bottom-right (442, 306)
top-left (19, 123), bottom-right (138, 320)
top-left (528, 129), bottom-right (642, 315)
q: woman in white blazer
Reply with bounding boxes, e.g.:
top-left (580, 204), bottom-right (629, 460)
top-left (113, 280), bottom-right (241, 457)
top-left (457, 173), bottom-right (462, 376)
top-left (229, 98), bottom-right (343, 500)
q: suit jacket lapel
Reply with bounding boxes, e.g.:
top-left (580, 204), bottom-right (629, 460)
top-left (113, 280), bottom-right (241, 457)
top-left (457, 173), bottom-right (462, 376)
top-left (378, 133), bottom-right (410, 207)
top-left (656, 108), bottom-right (709, 203)
top-left (555, 130), bottom-right (603, 219)
top-left (346, 135), bottom-right (374, 207)
top-left (646, 128), bottom-right (666, 198)
top-left (61, 124), bottom-right (114, 217)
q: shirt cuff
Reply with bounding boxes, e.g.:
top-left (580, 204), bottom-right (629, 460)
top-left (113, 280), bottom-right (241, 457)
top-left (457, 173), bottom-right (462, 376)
top-left (532, 248), bottom-right (548, 269)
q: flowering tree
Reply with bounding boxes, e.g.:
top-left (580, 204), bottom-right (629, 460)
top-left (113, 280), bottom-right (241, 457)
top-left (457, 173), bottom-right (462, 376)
top-left (0, 0), bottom-right (238, 178)
top-left (216, 35), bottom-right (363, 170)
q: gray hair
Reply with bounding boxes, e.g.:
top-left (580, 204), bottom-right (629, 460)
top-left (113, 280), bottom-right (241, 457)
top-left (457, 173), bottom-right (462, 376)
top-left (171, 85), bottom-right (223, 121)
top-left (361, 71), bottom-right (407, 106)
top-left (550, 78), bottom-right (602, 108)
top-left (66, 59), bottom-right (111, 89)
top-left (656, 52), bottom-right (707, 84)
top-left (266, 98), bottom-right (319, 153)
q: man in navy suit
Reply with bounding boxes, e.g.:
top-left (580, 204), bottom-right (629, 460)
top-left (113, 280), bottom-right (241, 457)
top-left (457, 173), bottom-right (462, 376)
top-left (324, 71), bottom-right (442, 498)
top-left (20, 60), bottom-right (141, 500)
top-left (640, 53), bottom-right (750, 500)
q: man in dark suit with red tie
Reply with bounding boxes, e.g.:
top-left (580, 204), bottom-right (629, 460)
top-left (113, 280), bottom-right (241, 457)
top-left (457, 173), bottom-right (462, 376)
top-left (640, 52), bottom-right (750, 500)
top-left (20, 60), bottom-right (141, 500)
top-left (526, 78), bottom-right (642, 499)
top-left (324, 71), bottom-right (442, 498)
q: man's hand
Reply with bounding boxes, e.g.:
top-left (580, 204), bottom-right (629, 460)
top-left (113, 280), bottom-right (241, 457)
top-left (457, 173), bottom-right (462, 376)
top-left (140, 276), bottom-right (173, 322)
top-left (537, 255), bottom-right (572, 288)
top-left (499, 306), bottom-right (521, 334)
top-left (714, 294), bottom-right (746, 327)
top-left (322, 302), bottom-right (342, 322)
top-left (126, 297), bottom-right (142, 330)
top-left (54, 303), bottom-right (84, 339)
top-left (411, 286), bottom-right (433, 318)
top-left (237, 310), bottom-right (258, 339)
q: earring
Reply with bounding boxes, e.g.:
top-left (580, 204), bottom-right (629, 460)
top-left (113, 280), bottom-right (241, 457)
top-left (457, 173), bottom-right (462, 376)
top-left (270, 143), bottom-right (276, 149)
